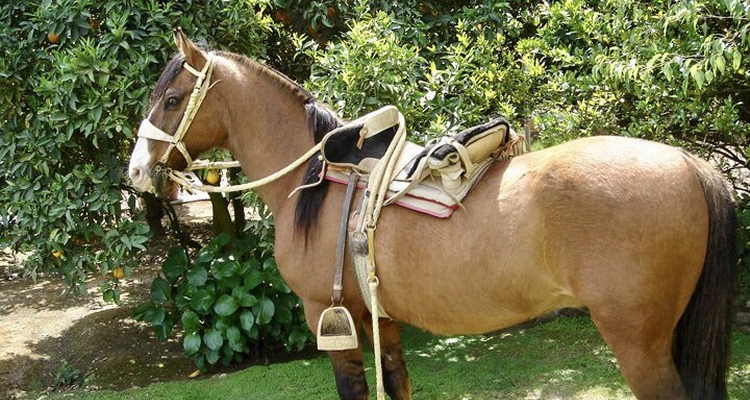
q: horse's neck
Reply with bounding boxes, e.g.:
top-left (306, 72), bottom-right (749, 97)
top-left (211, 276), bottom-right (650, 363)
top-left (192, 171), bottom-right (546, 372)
top-left (222, 72), bottom-right (316, 215)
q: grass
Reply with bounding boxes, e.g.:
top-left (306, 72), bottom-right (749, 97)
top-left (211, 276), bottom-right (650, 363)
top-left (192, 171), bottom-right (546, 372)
top-left (42, 315), bottom-right (750, 400)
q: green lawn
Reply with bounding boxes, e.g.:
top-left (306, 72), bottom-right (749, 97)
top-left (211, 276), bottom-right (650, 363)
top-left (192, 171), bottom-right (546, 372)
top-left (43, 316), bottom-right (750, 399)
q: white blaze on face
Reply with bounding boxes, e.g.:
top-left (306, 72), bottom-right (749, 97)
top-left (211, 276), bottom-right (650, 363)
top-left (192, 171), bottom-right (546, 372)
top-left (128, 125), bottom-right (154, 192)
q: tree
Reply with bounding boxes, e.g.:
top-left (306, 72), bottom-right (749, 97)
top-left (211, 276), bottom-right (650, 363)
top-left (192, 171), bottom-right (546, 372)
top-left (0, 0), bottom-right (275, 297)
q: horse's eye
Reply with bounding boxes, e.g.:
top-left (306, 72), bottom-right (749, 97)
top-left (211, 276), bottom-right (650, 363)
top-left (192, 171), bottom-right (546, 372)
top-left (165, 96), bottom-right (180, 109)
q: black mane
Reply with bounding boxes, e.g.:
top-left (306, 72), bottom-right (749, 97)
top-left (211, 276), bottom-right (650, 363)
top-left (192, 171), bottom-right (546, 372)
top-left (295, 101), bottom-right (342, 238)
top-left (218, 52), bottom-right (343, 238)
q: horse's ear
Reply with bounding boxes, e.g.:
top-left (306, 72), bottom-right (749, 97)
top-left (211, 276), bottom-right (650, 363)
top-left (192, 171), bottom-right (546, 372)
top-left (173, 27), bottom-right (206, 69)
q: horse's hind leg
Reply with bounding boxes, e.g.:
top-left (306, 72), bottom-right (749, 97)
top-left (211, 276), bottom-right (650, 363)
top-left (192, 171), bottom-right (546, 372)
top-left (590, 312), bottom-right (688, 400)
top-left (362, 317), bottom-right (413, 400)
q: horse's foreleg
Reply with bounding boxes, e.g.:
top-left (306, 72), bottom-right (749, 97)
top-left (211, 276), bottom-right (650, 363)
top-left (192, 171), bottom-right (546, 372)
top-left (362, 317), bottom-right (413, 400)
top-left (328, 348), bottom-right (370, 400)
top-left (303, 301), bottom-right (370, 399)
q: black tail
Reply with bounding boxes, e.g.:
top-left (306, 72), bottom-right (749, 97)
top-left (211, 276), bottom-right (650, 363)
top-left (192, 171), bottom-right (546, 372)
top-left (673, 154), bottom-right (738, 400)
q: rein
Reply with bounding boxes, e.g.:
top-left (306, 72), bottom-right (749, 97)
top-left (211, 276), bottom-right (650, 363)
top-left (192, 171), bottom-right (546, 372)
top-left (140, 54), bottom-right (321, 194)
top-left (163, 144), bottom-right (321, 194)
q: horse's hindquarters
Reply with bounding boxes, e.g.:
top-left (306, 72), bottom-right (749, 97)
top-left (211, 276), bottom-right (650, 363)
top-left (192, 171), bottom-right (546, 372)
top-left (531, 136), bottom-right (708, 320)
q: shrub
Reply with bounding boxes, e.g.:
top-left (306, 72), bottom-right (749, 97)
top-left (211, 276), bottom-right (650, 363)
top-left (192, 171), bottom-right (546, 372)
top-left (134, 213), bottom-right (312, 370)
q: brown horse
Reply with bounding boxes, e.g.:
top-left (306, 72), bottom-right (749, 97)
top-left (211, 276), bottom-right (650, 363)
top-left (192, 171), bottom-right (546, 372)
top-left (128, 30), bottom-right (737, 400)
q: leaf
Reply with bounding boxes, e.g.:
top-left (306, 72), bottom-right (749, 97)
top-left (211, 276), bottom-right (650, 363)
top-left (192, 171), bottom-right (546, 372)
top-left (153, 315), bottom-right (175, 340)
top-left (733, 49), bottom-right (742, 70)
top-left (103, 288), bottom-right (114, 303)
top-left (237, 292), bottom-right (258, 308)
top-left (190, 289), bottom-right (215, 314)
top-left (203, 329), bottom-right (223, 351)
top-left (262, 257), bottom-right (277, 271)
top-left (162, 248), bottom-right (187, 282)
top-left (689, 64), bottom-right (704, 89)
top-left (184, 332), bottom-right (202, 356)
top-left (146, 307), bottom-right (166, 326)
top-left (232, 285), bottom-right (259, 307)
top-left (214, 294), bottom-right (239, 317)
top-left (239, 310), bottom-right (255, 332)
top-left (274, 303), bottom-right (293, 323)
top-left (150, 277), bottom-right (172, 304)
top-left (205, 349), bottom-right (220, 365)
top-left (187, 266), bottom-right (208, 287)
top-left (213, 232), bottom-right (231, 248)
top-left (181, 310), bottom-right (201, 332)
top-left (243, 270), bottom-right (263, 290)
top-left (212, 260), bottom-right (239, 279)
top-left (226, 326), bottom-right (243, 352)
top-left (662, 63), bottom-right (673, 82)
top-left (133, 302), bottom-right (157, 322)
top-left (714, 54), bottom-right (726, 74)
top-left (254, 296), bottom-right (275, 325)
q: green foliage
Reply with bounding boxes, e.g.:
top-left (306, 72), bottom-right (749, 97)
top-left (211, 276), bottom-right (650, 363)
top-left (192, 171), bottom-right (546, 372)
top-left (300, 3), bottom-right (534, 144)
top-left (54, 359), bottom-right (86, 389)
top-left (0, 0), bottom-right (276, 297)
top-left (134, 221), bottom-right (312, 371)
top-left (299, 10), bottom-right (425, 135)
top-left (533, 1), bottom-right (749, 174)
top-left (299, 0), bottom-right (748, 182)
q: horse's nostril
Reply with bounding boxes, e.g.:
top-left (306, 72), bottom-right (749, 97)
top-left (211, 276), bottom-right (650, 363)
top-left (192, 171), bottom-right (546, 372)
top-left (129, 167), bottom-right (142, 183)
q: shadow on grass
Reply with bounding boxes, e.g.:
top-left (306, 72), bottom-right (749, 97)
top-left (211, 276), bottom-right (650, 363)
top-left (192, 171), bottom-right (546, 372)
top-left (398, 314), bottom-right (750, 399)
top-left (398, 315), bottom-right (632, 399)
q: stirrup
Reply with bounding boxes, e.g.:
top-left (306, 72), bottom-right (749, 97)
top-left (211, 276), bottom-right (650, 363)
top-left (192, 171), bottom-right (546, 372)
top-left (317, 306), bottom-right (358, 351)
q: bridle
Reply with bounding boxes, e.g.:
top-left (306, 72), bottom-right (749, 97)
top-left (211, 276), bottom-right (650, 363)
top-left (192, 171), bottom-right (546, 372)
top-left (137, 54), bottom-right (217, 167)
top-left (138, 54), bottom-right (322, 195)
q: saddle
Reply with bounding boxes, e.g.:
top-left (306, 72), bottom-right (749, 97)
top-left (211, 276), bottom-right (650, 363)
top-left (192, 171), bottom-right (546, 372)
top-left (319, 106), bottom-right (527, 217)
top-left (314, 105), bottom-right (527, 353)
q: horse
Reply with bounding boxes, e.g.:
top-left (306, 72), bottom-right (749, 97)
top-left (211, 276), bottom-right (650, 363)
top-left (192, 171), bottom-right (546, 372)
top-left (128, 29), bottom-right (738, 400)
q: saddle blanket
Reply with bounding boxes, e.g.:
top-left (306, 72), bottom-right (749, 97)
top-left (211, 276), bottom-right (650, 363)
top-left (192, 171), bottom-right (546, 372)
top-left (324, 142), bottom-right (462, 218)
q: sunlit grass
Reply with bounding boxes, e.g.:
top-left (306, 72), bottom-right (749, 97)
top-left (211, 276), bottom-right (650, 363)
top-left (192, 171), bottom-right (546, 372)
top-left (42, 315), bottom-right (750, 400)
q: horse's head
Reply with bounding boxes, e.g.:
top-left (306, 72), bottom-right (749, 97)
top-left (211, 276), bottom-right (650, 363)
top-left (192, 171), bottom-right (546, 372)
top-left (128, 28), bottom-right (226, 196)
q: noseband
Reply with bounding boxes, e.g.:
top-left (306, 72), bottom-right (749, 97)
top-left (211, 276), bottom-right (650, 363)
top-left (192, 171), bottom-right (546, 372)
top-left (138, 55), bottom-right (217, 167)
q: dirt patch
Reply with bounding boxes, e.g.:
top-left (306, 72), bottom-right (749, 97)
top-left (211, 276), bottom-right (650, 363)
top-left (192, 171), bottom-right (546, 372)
top-left (0, 201), bottom-right (226, 400)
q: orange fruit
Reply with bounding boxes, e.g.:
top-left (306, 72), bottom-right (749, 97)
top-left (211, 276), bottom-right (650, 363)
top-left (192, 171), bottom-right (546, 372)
top-left (113, 267), bottom-right (125, 280)
top-left (205, 169), bottom-right (220, 185)
top-left (47, 32), bottom-right (59, 44)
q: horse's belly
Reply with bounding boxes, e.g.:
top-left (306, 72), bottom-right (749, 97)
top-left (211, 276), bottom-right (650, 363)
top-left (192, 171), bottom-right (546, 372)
top-left (373, 215), bottom-right (582, 335)
top-left (388, 287), bottom-right (583, 336)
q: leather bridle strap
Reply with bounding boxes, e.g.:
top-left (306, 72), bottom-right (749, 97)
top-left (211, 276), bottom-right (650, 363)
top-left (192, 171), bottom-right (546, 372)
top-left (331, 171), bottom-right (359, 305)
top-left (137, 54), bottom-right (217, 167)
